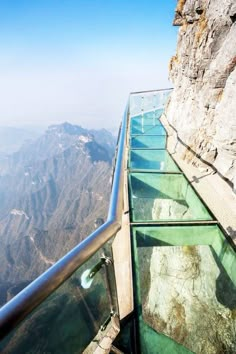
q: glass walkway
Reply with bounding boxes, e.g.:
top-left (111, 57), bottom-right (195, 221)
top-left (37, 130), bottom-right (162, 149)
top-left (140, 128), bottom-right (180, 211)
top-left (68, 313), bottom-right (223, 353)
top-left (0, 90), bottom-right (235, 353)
top-left (127, 92), bottom-right (236, 353)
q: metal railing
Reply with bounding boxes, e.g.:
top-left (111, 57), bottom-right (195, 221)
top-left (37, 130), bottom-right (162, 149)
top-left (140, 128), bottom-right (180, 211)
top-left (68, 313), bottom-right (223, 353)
top-left (130, 87), bottom-right (173, 95)
top-left (0, 88), bottom-right (173, 342)
top-left (0, 104), bottom-right (128, 340)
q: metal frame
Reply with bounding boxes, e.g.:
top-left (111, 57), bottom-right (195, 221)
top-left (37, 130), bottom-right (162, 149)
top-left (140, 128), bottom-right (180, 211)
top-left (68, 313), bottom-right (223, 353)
top-left (130, 221), bottom-right (219, 226)
top-left (130, 88), bottom-right (173, 95)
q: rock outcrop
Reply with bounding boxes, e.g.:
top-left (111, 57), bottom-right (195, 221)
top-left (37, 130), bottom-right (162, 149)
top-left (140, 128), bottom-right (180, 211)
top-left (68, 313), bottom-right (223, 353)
top-left (142, 245), bottom-right (236, 353)
top-left (166, 0), bottom-right (236, 190)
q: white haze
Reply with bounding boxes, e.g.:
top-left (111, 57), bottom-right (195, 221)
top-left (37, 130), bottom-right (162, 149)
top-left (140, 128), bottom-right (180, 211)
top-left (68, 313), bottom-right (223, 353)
top-left (0, 57), bottom-right (172, 131)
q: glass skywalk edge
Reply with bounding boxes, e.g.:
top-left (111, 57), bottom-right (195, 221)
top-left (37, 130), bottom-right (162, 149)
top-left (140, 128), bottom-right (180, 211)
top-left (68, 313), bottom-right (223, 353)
top-left (129, 88), bottom-right (173, 116)
top-left (0, 243), bottom-right (117, 354)
top-left (128, 89), bottom-right (236, 354)
top-left (0, 97), bottom-right (129, 352)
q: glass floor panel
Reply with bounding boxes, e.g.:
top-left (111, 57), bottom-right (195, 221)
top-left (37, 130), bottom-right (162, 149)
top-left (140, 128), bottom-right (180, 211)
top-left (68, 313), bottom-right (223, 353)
top-left (130, 136), bottom-right (166, 149)
top-left (131, 124), bottom-right (166, 135)
top-left (129, 150), bottom-right (180, 172)
top-left (129, 173), bottom-right (213, 221)
top-left (132, 225), bottom-right (236, 354)
top-left (130, 115), bottom-right (162, 127)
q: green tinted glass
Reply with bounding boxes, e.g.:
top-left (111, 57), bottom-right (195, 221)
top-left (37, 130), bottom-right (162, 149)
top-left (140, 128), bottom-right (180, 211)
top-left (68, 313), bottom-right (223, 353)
top-left (130, 114), bottom-right (162, 128)
top-left (129, 173), bottom-right (212, 221)
top-left (132, 225), bottom-right (236, 354)
top-left (131, 124), bottom-right (166, 135)
top-left (129, 150), bottom-right (180, 172)
top-left (130, 136), bottom-right (166, 149)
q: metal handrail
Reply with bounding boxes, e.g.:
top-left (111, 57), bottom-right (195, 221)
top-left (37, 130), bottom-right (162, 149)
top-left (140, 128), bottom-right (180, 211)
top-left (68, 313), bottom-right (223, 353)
top-left (0, 104), bottom-right (128, 340)
top-left (0, 88), bottom-right (171, 341)
top-left (130, 87), bottom-right (173, 95)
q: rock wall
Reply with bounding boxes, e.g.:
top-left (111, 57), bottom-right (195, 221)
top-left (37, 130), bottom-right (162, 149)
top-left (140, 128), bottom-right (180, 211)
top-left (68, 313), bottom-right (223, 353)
top-left (166, 0), bottom-right (236, 190)
top-left (142, 245), bottom-right (236, 353)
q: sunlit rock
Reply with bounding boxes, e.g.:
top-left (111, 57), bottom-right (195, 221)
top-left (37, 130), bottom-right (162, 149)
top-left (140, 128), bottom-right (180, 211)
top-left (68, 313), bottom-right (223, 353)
top-left (140, 245), bottom-right (236, 353)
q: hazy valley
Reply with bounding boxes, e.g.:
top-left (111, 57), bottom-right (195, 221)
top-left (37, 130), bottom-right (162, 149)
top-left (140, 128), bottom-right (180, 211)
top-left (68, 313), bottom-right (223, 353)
top-left (0, 122), bottom-right (116, 306)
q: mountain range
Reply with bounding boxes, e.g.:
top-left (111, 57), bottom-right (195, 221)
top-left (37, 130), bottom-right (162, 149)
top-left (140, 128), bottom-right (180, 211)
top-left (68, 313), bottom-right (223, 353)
top-left (0, 122), bottom-right (116, 306)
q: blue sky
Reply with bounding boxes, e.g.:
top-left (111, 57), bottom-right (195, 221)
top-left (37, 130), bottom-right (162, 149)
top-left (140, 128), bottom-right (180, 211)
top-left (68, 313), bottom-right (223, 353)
top-left (0, 0), bottom-right (178, 130)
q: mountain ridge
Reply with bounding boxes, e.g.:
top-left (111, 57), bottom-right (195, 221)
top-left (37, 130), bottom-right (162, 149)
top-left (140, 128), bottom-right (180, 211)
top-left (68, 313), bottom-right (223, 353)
top-left (0, 122), bottom-right (116, 306)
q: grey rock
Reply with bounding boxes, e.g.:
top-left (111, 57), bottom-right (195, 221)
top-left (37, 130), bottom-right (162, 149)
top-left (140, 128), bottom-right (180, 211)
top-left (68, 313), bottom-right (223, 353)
top-left (166, 0), bottom-right (236, 189)
top-left (141, 245), bottom-right (236, 353)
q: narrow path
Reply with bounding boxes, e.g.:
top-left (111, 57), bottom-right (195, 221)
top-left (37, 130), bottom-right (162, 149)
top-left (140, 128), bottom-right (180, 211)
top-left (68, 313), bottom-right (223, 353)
top-left (127, 92), bottom-right (236, 354)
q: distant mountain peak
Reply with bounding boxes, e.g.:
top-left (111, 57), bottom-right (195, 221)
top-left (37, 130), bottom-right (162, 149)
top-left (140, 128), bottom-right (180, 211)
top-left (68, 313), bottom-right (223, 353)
top-left (0, 121), bottom-right (117, 306)
top-left (0, 122), bottom-right (116, 177)
top-left (47, 122), bottom-right (88, 136)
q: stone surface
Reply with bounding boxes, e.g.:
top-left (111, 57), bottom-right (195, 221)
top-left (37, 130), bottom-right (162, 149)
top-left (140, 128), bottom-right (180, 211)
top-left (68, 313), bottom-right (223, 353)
top-left (140, 245), bottom-right (236, 354)
top-left (152, 199), bottom-right (189, 220)
top-left (166, 0), bottom-right (236, 190)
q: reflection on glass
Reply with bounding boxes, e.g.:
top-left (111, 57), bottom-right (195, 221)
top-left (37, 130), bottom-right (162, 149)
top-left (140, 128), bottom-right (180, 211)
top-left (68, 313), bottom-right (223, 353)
top-left (129, 173), bottom-right (212, 221)
top-left (130, 136), bottom-right (166, 149)
top-left (0, 250), bottom-right (111, 354)
top-left (130, 113), bottom-right (163, 128)
top-left (129, 150), bottom-right (180, 172)
top-left (132, 225), bottom-right (236, 354)
top-left (131, 125), bottom-right (166, 136)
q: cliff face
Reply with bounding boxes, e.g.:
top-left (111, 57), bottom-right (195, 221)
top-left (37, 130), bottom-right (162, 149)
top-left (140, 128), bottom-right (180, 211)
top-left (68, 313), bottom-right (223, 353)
top-left (166, 0), bottom-right (236, 190)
